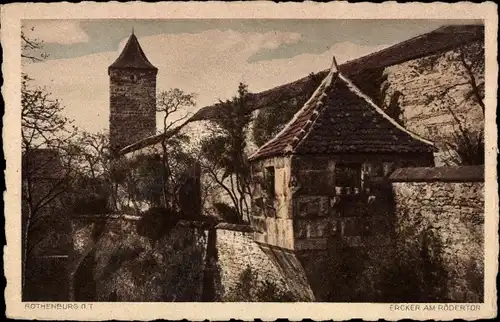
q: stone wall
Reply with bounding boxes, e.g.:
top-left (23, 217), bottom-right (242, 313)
top-left (381, 41), bottom-right (484, 164)
top-left (251, 156), bottom-right (295, 250)
top-left (251, 153), bottom-right (433, 251)
top-left (214, 223), bottom-right (314, 301)
top-left (68, 163), bottom-right (484, 303)
top-left (390, 166), bottom-right (484, 302)
top-left (109, 68), bottom-right (157, 151)
top-left (70, 215), bottom-right (208, 301)
top-left (69, 216), bottom-right (314, 302)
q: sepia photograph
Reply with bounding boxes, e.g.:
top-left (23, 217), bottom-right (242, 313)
top-left (3, 1), bottom-right (498, 320)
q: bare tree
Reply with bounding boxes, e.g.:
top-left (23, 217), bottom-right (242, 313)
top-left (70, 132), bottom-right (126, 213)
top-left (155, 88), bottom-right (196, 208)
top-left (21, 25), bottom-right (78, 298)
top-left (21, 26), bottom-right (49, 63)
top-left (439, 43), bottom-right (484, 165)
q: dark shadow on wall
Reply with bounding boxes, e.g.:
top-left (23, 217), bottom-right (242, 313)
top-left (201, 227), bottom-right (218, 302)
top-left (73, 250), bottom-right (97, 302)
top-left (23, 256), bottom-right (70, 301)
top-left (298, 229), bottom-right (453, 303)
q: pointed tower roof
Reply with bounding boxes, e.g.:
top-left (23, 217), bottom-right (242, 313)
top-left (109, 33), bottom-right (158, 71)
top-left (249, 56), bottom-right (436, 161)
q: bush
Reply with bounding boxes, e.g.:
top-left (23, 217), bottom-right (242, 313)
top-left (213, 202), bottom-right (242, 224)
top-left (320, 228), bottom-right (449, 302)
top-left (136, 207), bottom-right (180, 245)
top-left (72, 195), bottom-right (110, 215)
top-left (321, 239), bottom-right (372, 302)
top-left (374, 230), bottom-right (449, 302)
top-left (227, 266), bottom-right (296, 302)
top-left (451, 128), bottom-right (484, 165)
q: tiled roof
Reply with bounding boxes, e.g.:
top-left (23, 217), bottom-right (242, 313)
top-left (191, 25), bottom-right (483, 122)
top-left (119, 119), bottom-right (191, 155)
top-left (249, 58), bottom-right (436, 161)
top-left (109, 33), bottom-right (158, 71)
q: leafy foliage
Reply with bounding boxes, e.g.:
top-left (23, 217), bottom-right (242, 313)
top-left (444, 128), bottom-right (484, 165)
top-left (252, 97), bottom-right (302, 148)
top-left (320, 227), bottom-right (450, 302)
top-left (227, 266), bottom-right (296, 302)
top-left (212, 202), bottom-right (242, 224)
top-left (81, 220), bottom-right (209, 302)
top-left (374, 230), bottom-right (449, 302)
top-left (200, 83), bottom-right (253, 222)
top-left (252, 72), bottom-right (322, 147)
top-left (136, 207), bottom-right (180, 244)
top-left (351, 67), bottom-right (406, 125)
top-left (71, 178), bottom-right (111, 215)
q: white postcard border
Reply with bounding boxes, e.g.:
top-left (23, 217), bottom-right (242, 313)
top-left (2, 1), bottom-right (498, 320)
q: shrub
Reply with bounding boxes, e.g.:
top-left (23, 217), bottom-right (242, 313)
top-left (213, 202), bottom-right (242, 224)
top-left (136, 207), bottom-right (180, 245)
top-left (320, 227), bottom-right (449, 302)
top-left (374, 230), bottom-right (449, 302)
top-left (227, 266), bottom-right (296, 302)
top-left (447, 128), bottom-right (484, 165)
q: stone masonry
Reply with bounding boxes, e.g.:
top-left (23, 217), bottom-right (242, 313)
top-left (382, 41), bottom-right (484, 155)
top-left (109, 68), bottom-right (157, 152)
top-left (69, 217), bottom-right (314, 302)
top-left (215, 223), bottom-right (314, 301)
top-left (251, 153), bottom-right (434, 252)
top-left (108, 33), bottom-right (158, 152)
top-left (67, 164), bottom-right (485, 302)
top-left (390, 166), bottom-right (484, 302)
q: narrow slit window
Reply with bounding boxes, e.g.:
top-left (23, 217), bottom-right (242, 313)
top-left (264, 166), bottom-right (275, 198)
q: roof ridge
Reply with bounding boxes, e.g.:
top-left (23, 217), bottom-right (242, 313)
top-left (293, 76), bottom-right (338, 154)
top-left (249, 55), bottom-right (437, 161)
top-left (290, 57), bottom-right (340, 153)
top-left (340, 24), bottom-right (483, 72)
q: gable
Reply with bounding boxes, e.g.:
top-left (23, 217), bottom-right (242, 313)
top-left (294, 75), bottom-right (436, 154)
top-left (249, 59), bottom-right (436, 161)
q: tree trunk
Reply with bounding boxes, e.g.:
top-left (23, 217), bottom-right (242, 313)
top-left (459, 50), bottom-right (485, 114)
top-left (22, 206), bottom-right (33, 299)
top-left (161, 139), bottom-right (170, 208)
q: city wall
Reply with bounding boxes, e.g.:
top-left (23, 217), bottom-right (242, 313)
top-left (390, 166), bottom-right (484, 302)
top-left (69, 216), bottom-right (314, 302)
top-left (67, 166), bottom-right (484, 302)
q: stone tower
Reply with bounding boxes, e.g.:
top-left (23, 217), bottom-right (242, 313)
top-left (108, 32), bottom-right (158, 152)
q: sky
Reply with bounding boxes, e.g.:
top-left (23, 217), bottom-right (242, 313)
top-left (22, 19), bottom-right (481, 133)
